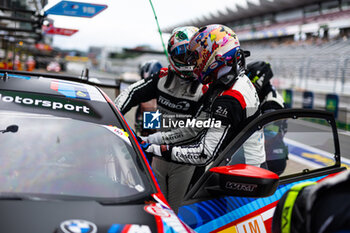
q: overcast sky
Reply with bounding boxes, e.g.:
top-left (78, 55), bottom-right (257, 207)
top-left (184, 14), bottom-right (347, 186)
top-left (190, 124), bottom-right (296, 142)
top-left (44, 0), bottom-right (250, 51)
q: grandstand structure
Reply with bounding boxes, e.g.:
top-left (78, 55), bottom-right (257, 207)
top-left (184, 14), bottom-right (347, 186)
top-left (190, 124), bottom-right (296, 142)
top-left (164, 0), bottom-right (350, 127)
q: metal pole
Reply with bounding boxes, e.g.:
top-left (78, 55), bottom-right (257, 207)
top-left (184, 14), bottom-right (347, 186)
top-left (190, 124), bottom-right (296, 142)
top-left (342, 58), bottom-right (349, 94)
top-left (333, 59), bottom-right (340, 93)
top-left (148, 0), bottom-right (168, 59)
top-left (12, 11), bottom-right (17, 71)
top-left (298, 59), bottom-right (304, 88)
top-left (305, 58), bottom-right (312, 90)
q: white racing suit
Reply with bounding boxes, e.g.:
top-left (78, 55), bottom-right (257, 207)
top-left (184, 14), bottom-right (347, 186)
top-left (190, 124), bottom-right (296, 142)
top-left (157, 73), bottom-right (265, 167)
top-left (115, 67), bottom-right (206, 213)
top-left (115, 68), bottom-right (206, 143)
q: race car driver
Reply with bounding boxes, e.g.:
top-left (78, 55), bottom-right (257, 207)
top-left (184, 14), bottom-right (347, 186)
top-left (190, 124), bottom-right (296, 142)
top-left (246, 61), bottom-right (285, 114)
top-left (144, 24), bottom-right (265, 168)
top-left (246, 61), bottom-right (288, 175)
top-left (115, 26), bottom-right (206, 213)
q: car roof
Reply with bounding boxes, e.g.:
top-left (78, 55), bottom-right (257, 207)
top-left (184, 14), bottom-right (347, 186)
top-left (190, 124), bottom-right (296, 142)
top-left (0, 73), bottom-right (106, 100)
top-left (0, 72), bottom-right (121, 126)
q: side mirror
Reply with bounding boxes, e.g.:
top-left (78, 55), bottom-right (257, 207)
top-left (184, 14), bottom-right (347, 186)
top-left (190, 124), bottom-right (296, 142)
top-left (207, 164), bottom-right (279, 197)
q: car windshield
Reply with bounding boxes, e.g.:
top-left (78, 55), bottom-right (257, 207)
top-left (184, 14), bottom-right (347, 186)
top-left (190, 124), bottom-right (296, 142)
top-left (0, 111), bottom-right (152, 201)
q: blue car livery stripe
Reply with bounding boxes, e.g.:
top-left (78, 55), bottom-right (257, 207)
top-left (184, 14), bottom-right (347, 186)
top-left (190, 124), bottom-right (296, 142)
top-left (179, 176), bottom-right (326, 232)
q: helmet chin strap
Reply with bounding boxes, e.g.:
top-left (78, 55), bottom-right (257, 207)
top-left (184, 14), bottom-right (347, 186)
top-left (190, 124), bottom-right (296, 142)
top-left (168, 64), bottom-right (196, 82)
top-left (217, 70), bottom-right (238, 88)
top-left (214, 48), bottom-right (248, 88)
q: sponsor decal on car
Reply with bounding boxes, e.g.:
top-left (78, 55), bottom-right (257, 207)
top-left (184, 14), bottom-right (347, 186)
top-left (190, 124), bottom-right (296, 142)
top-left (0, 91), bottom-right (92, 114)
top-left (145, 198), bottom-right (195, 233)
top-left (60, 219), bottom-right (97, 233)
top-left (108, 224), bottom-right (151, 233)
top-left (50, 80), bottom-right (106, 102)
top-left (236, 214), bottom-right (268, 233)
top-left (51, 81), bottom-right (90, 100)
top-left (214, 207), bottom-right (275, 233)
top-left (144, 203), bottom-right (171, 218)
top-left (225, 182), bottom-right (258, 192)
top-left (104, 126), bottom-right (130, 144)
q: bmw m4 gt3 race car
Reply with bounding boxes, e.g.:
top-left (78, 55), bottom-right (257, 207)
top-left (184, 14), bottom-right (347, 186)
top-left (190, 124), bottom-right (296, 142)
top-left (0, 69), bottom-right (346, 233)
top-left (0, 70), bottom-right (195, 233)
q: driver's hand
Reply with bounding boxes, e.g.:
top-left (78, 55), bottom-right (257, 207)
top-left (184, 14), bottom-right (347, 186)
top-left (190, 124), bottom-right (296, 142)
top-left (144, 144), bottom-right (171, 158)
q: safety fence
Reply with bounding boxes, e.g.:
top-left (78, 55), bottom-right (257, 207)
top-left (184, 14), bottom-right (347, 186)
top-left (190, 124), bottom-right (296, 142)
top-left (244, 40), bottom-right (350, 130)
top-left (246, 39), bottom-right (350, 94)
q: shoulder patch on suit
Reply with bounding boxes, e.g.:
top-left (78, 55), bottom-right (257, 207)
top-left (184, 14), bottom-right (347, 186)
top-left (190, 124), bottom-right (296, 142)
top-left (159, 68), bottom-right (168, 78)
top-left (202, 84), bottom-right (209, 94)
top-left (220, 89), bottom-right (247, 109)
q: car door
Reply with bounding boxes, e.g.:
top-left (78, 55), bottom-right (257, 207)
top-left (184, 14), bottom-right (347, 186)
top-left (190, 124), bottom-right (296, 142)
top-left (178, 109), bottom-right (346, 233)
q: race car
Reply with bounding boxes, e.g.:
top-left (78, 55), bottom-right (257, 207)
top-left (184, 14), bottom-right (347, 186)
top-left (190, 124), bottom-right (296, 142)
top-left (0, 69), bottom-right (346, 233)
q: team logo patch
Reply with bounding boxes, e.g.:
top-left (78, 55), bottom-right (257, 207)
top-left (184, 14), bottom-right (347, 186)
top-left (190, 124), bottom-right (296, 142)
top-left (202, 84), bottom-right (209, 94)
top-left (143, 110), bottom-right (161, 129)
top-left (159, 68), bottom-right (168, 78)
top-left (60, 219), bottom-right (97, 233)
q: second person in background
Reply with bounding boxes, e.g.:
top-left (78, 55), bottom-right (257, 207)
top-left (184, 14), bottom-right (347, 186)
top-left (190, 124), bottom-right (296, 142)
top-left (246, 61), bottom-right (288, 175)
top-left (134, 60), bottom-right (162, 136)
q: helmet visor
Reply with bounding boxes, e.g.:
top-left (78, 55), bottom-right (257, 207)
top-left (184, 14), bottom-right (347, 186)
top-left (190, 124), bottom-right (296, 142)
top-left (185, 49), bottom-right (198, 66)
top-left (170, 44), bottom-right (187, 64)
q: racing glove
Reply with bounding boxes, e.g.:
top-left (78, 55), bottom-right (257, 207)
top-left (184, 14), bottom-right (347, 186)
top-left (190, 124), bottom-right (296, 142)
top-left (137, 136), bottom-right (153, 163)
top-left (137, 136), bottom-right (148, 144)
top-left (137, 136), bottom-right (172, 160)
top-left (143, 144), bottom-right (172, 161)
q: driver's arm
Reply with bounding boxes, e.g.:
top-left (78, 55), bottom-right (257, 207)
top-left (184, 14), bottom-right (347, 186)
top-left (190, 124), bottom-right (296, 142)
top-left (114, 74), bottom-right (159, 114)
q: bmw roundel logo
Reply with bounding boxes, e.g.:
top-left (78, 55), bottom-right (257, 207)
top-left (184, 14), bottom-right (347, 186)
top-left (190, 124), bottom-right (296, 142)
top-left (60, 219), bottom-right (97, 233)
